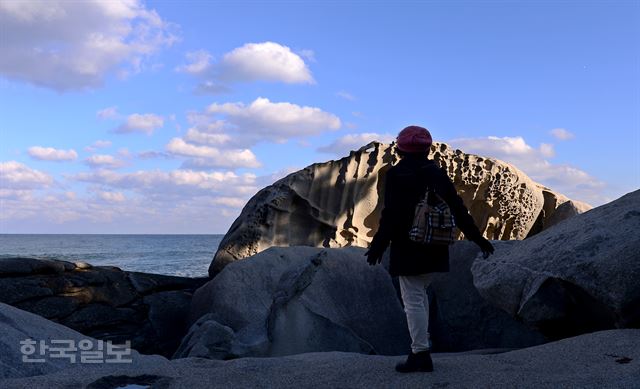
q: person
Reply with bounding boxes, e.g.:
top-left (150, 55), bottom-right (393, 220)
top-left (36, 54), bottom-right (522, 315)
top-left (365, 125), bottom-right (494, 373)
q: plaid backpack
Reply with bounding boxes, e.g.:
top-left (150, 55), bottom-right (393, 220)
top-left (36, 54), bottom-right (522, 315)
top-left (409, 188), bottom-right (457, 245)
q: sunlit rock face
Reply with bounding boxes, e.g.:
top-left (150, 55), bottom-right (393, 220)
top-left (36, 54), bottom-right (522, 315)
top-left (210, 142), bottom-right (590, 276)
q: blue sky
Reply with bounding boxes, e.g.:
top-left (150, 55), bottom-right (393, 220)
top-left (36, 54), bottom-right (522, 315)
top-left (1, 0), bottom-right (639, 234)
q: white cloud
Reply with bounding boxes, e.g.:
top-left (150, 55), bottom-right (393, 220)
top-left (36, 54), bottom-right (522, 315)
top-left (28, 146), bottom-right (78, 161)
top-left (176, 50), bottom-right (212, 75)
top-left (297, 49), bottom-right (316, 63)
top-left (184, 128), bottom-right (231, 146)
top-left (447, 136), bottom-right (606, 205)
top-left (211, 197), bottom-right (246, 208)
top-left (166, 138), bottom-right (261, 169)
top-left (207, 97), bottom-right (341, 144)
top-left (97, 107), bottom-right (119, 120)
top-left (0, 161), bottom-right (53, 189)
top-left (115, 113), bottom-right (164, 134)
top-left (177, 42), bottom-right (314, 94)
top-left (550, 128), bottom-right (575, 141)
top-left (85, 140), bottom-right (113, 152)
top-left (336, 91), bottom-right (356, 101)
top-left (73, 168), bottom-right (258, 197)
top-left (0, 0), bottom-right (177, 91)
top-left (193, 81), bottom-right (230, 95)
top-left (98, 191), bottom-right (125, 203)
top-left (318, 133), bottom-right (396, 155)
top-left (218, 42), bottom-right (314, 84)
top-left (85, 154), bottom-right (125, 169)
top-left (539, 143), bottom-right (555, 158)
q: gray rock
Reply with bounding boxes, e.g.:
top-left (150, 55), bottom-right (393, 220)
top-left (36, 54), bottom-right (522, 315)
top-left (0, 257), bottom-right (73, 275)
top-left (210, 142), bottom-right (590, 276)
top-left (173, 314), bottom-right (235, 359)
top-left (188, 246), bottom-right (410, 359)
top-left (472, 189), bottom-right (640, 339)
top-left (427, 241), bottom-right (547, 351)
top-left (0, 277), bottom-right (53, 304)
top-left (0, 302), bottom-right (168, 380)
top-left (0, 258), bottom-right (208, 357)
top-left (144, 291), bottom-right (193, 353)
top-left (3, 329), bottom-right (639, 388)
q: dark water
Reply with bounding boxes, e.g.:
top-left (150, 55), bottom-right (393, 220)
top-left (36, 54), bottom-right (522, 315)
top-left (0, 234), bottom-right (223, 277)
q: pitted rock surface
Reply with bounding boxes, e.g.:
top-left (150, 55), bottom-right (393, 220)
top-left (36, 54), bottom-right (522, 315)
top-left (210, 142), bottom-right (589, 275)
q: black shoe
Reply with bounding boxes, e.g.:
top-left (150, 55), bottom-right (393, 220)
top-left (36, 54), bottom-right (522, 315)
top-left (395, 351), bottom-right (434, 373)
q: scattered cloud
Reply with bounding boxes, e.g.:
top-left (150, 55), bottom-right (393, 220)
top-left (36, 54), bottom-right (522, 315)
top-left (73, 168), bottom-right (258, 198)
top-left (114, 113), bottom-right (164, 135)
top-left (193, 81), bottom-right (230, 95)
top-left (184, 129), bottom-right (231, 146)
top-left (28, 146), bottom-right (78, 161)
top-left (85, 154), bottom-right (125, 169)
top-left (336, 91), bottom-right (356, 101)
top-left (539, 143), bottom-right (555, 158)
top-left (0, 0), bottom-right (178, 91)
top-left (206, 97), bottom-right (341, 144)
top-left (218, 42), bottom-right (314, 84)
top-left (98, 191), bottom-right (126, 203)
top-left (297, 49), bottom-right (316, 63)
top-left (447, 136), bottom-right (606, 205)
top-left (137, 151), bottom-right (172, 160)
top-left (166, 138), bottom-right (261, 169)
top-left (177, 42), bottom-right (314, 94)
top-left (176, 50), bottom-right (212, 76)
top-left (0, 161), bottom-right (53, 189)
top-left (550, 128), bottom-right (575, 141)
top-left (85, 140), bottom-right (113, 152)
top-left (211, 196), bottom-right (246, 208)
top-left (318, 133), bottom-right (395, 155)
top-left (97, 107), bottom-right (119, 120)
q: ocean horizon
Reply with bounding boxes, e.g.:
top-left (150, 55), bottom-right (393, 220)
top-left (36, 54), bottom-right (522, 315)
top-left (0, 234), bottom-right (224, 277)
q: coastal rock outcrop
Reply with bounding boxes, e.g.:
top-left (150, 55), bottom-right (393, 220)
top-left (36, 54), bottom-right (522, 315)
top-left (182, 244), bottom-right (545, 360)
top-left (472, 189), bottom-right (640, 339)
top-left (427, 241), bottom-right (546, 351)
top-left (183, 246), bottom-right (411, 359)
top-left (210, 142), bottom-right (589, 275)
top-left (0, 302), bottom-right (168, 379)
top-left (0, 258), bottom-right (208, 357)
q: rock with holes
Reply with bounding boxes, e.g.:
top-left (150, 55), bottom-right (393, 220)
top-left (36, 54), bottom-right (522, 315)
top-left (185, 246), bottom-right (410, 359)
top-left (472, 189), bottom-right (640, 339)
top-left (209, 141), bottom-right (589, 276)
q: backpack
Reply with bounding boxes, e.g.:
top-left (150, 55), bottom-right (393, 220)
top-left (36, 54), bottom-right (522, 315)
top-left (409, 187), bottom-right (457, 245)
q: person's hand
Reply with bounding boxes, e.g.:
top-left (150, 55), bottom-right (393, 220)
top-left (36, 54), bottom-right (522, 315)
top-left (477, 238), bottom-right (494, 259)
top-left (365, 249), bottom-right (383, 266)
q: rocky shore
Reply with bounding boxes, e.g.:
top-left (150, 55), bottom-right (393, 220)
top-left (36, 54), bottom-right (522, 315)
top-left (1, 143), bottom-right (637, 387)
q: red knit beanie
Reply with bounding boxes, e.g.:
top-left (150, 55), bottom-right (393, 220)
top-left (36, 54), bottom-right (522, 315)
top-left (396, 125), bottom-right (432, 153)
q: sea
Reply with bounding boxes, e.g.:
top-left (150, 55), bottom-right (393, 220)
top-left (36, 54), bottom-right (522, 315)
top-left (0, 234), bottom-right (223, 277)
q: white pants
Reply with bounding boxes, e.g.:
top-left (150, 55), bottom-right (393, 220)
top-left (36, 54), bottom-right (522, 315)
top-left (399, 274), bottom-right (435, 353)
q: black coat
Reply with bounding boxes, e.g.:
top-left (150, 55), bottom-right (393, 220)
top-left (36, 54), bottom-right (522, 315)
top-left (370, 154), bottom-right (484, 277)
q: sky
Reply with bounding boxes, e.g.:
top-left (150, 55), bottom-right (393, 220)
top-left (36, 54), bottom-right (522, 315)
top-left (1, 0), bottom-right (639, 234)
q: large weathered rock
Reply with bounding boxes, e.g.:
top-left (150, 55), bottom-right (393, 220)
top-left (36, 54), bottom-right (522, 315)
top-left (0, 258), bottom-right (208, 357)
top-left (427, 241), bottom-right (547, 351)
top-left (182, 246), bottom-right (411, 359)
top-left (472, 189), bottom-right (640, 339)
top-left (210, 142), bottom-right (589, 276)
top-left (182, 244), bottom-right (545, 359)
